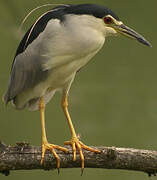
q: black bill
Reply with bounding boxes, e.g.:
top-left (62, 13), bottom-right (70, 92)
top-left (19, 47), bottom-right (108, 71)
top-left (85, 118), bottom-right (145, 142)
top-left (116, 24), bottom-right (152, 47)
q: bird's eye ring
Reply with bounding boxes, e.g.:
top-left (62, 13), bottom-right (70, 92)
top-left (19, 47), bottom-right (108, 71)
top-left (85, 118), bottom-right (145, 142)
top-left (103, 17), bottom-right (113, 24)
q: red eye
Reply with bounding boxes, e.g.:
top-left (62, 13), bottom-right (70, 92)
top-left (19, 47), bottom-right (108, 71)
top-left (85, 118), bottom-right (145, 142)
top-left (104, 17), bottom-right (113, 24)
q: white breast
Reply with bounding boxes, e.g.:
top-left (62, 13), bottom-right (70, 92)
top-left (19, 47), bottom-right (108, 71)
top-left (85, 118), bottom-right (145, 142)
top-left (42, 14), bottom-right (105, 71)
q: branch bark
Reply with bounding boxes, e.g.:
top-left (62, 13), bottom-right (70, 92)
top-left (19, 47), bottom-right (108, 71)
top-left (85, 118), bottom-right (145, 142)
top-left (0, 141), bottom-right (157, 176)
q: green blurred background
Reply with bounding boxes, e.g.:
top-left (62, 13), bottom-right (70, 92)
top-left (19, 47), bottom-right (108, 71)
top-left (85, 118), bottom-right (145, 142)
top-left (0, 0), bottom-right (156, 179)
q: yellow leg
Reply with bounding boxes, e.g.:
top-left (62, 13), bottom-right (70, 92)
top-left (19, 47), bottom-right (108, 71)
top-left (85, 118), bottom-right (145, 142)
top-left (39, 97), bottom-right (68, 169)
top-left (62, 92), bottom-right (100, 171)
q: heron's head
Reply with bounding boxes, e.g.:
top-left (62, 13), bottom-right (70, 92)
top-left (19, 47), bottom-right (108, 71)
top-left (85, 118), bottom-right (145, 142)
top-left (64, 4), bottom-right (151, 47)
top-left (102, 14), bottom-right (152, 47)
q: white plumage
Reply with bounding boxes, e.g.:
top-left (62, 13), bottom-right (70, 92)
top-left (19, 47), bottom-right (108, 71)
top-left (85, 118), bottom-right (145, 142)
top-left (14, 14), bottom-right (106, 110)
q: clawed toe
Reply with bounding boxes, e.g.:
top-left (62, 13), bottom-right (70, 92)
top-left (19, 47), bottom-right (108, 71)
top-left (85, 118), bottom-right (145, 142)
top-left (64, 137), bottom-right (100, 170)
top-left (41, 142), bottom-right (68, 169)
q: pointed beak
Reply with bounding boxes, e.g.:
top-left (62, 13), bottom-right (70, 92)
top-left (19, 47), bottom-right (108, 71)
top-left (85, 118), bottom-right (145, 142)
top-left (115, 24), bottom-right (152, 47)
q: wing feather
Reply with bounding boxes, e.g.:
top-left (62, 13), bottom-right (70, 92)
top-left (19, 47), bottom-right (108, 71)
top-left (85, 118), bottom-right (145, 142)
top-left (4, 52), bottom-right (49, 103)
top-left (4, 5), bottom-right (68, 104)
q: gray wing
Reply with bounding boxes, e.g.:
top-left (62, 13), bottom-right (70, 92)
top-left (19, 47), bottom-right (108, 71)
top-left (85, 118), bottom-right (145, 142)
top-left (4, 6), bottom-right (68, 104)
top-left (4, 51), bottom-right (49, 104)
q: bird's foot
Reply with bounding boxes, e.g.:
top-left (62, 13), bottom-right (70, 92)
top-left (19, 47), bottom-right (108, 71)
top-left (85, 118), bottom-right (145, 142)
top-left (64, 136), bottom-right (100, 172)
top-left (40, 141), bottom-right (68, 170)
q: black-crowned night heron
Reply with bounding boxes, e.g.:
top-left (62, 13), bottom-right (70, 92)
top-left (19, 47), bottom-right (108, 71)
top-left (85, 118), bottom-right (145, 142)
top-left (4, 4), bottom-right (151, 171)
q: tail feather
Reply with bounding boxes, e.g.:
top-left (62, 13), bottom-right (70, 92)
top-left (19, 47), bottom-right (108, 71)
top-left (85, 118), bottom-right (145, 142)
top-left (2, 91), bottom-right (11, 105)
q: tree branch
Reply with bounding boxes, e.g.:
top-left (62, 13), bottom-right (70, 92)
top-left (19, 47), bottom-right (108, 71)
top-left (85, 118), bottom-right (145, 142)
top-left (0, 141), bottom-right (157, 176)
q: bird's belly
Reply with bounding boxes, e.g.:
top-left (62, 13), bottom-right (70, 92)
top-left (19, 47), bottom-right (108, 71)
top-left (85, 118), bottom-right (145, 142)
top-left (17, 48), bottom-right (99, 106)
top-left (46, 49), bottom-right (100, 89)
top-left (15, 39), bottom-right (104, 108)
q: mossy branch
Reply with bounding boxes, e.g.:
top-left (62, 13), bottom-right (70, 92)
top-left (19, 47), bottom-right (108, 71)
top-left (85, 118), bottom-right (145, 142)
top-left (0, 141), bottom-right (157, 176)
